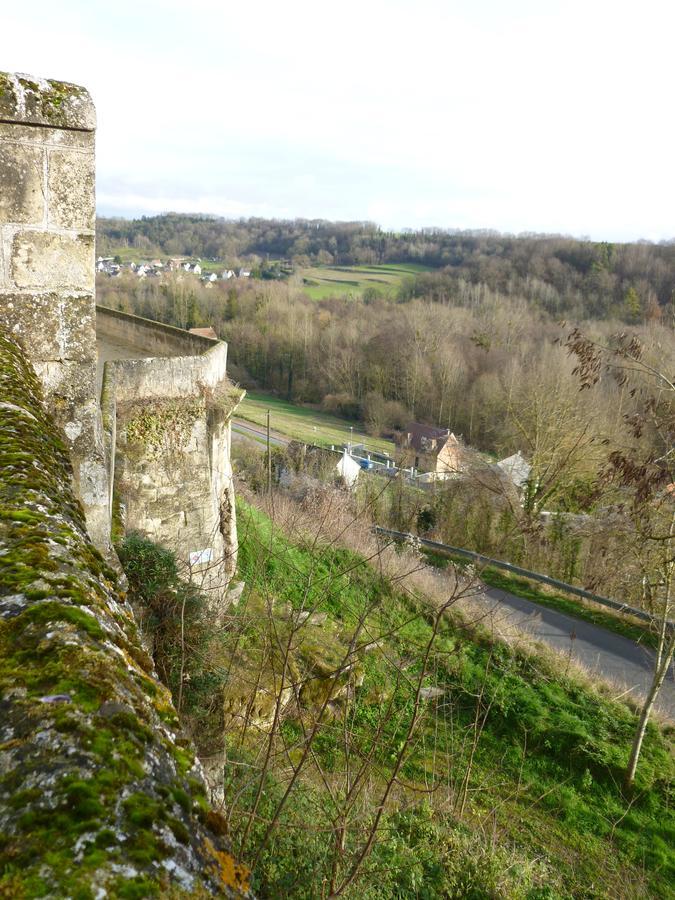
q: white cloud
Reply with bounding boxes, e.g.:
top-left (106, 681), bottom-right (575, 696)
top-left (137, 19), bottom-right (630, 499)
top-left (2, 0), bottom-right (674, 239)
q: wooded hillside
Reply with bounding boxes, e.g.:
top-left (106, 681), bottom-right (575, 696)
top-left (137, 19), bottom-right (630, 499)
top-left (97, 214), bottom-right (675, 321)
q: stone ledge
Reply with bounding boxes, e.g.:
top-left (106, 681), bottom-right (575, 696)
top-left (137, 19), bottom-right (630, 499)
top-left (0, 72), bottom-right (95, 132)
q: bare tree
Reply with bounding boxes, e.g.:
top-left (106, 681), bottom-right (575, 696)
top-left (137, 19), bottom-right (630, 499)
top-left (565, 327), bottom-right (675, 785)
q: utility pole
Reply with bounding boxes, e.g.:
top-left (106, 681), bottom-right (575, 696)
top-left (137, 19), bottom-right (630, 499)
top-left (267, 409), bottom-right (272, 496)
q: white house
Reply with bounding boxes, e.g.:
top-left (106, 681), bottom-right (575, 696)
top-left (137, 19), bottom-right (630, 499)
top-left (497, 451), bottom-right (531, 489)
top-left (222, 269), bottom-right (236, 280)
top-left (336, 450), bottom-right (361, 488)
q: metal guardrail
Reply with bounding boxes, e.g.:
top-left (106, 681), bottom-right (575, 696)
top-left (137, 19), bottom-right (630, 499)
top-left (373, 526), bottom-right (674, 629)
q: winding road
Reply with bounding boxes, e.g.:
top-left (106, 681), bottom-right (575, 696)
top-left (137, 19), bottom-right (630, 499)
top-left (474, 582), bottom-right (675, 718)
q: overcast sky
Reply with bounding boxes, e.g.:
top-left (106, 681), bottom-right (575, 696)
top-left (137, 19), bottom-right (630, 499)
top-left (3, 0), bottom-right (674, 240)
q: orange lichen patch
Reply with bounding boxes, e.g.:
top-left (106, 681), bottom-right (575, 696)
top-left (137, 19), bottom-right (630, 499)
top-left (203, 838), bottom-right (250, 894)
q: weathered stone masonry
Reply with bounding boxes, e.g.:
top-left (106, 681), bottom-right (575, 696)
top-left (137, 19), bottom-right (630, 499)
top-left (0, 71), bottom-right (250, 896)
top-left (0, 73), bottom-right (110, 552)
top-left (0, 331), bottom-right (250, 897)
top-left (98, 306), bottom-right (243, 619)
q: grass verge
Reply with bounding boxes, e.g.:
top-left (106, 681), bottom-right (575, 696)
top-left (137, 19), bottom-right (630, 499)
top-left (234, 502), bottom-right (675, 897)
top-left (236, 390), bottom-right (394, 455)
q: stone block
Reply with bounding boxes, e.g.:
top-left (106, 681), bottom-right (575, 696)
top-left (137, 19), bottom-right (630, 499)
top-left (0, 292), bottom-right (95, 362)
top-left (0, 144), bottom-right (44, 225)
top-left (48, 149), bottom-right (95, 230)
top-left (0, 123), bottom-right (93, 150)
top-left (0, 72), bottom-right (96, 131)
top-left (11, 231), bottom-right (94, 291)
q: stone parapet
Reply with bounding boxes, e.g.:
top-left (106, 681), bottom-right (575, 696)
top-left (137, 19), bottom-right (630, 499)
top-left (97, 304), bottom-right (217, 357)
top-left (0, 73), bottom-right (96, 130)
top-left (102, 334), bottom-right (243, 620)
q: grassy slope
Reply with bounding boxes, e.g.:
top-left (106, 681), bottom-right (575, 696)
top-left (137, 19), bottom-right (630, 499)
top-left (236, 390), bottom-right (395, 455)
top-left (230, 501), bottom-right (674, 899)
top-left (299, 262), bottom-right (432, 299)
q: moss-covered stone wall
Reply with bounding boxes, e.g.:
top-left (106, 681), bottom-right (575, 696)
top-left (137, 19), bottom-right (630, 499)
top-left (0, 330), bottom-right (251, 898)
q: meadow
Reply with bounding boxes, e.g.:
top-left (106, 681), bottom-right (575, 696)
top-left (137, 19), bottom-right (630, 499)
top-left (299, 262), bottom-right (433, 299)
top-left (236, 390), bottom-right (395, 455)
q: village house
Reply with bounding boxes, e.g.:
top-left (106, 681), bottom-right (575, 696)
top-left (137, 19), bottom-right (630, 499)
top-left (496, 451), bottom-right (531, 490)
top-left (400, 423), bottom-right (468, 476)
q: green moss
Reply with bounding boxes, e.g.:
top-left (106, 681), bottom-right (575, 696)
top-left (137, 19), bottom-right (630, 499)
top-left (124, 400), bottom-right (202, 456)
top-left (18, 601), bottom-right (105, 640)
top-left (94, 829), bottom-right (117, 849)
top-left (113, 875), bottom-right (160, 899)
top-left (0, 331), bottom-right (248, 897)
top-left (171, 745), bottom-right (195, 778)
top-left (122, 793), bottom-right (163, 829)
top-left (170, 786), bottom-right (192, 814)
top-left (168, 817), bottom-right (190, 844)
top-left (63, 780), bottom-right (105, 820)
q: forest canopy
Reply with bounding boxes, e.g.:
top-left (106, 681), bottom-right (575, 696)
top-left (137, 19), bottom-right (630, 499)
top-left (97, 213), bottom-right (675, 321)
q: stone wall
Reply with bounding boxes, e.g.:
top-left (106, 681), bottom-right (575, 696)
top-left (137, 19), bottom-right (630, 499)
top-left (100, 319), bottom-right (243, 620)
top-left (97, 303), bottom-right (218, 357)
top-left (0, 329), bottom-right (250, 898)
top-left (0, 73), bottom-right (110, 552)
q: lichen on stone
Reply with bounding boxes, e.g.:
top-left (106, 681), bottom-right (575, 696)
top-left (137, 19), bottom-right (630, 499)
top-left (0, 70), bottom-right (95, 131)
top-left (0, 331), bottom-right (251, 898)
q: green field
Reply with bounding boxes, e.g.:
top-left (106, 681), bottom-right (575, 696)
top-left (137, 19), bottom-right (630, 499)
top-left (299, 262), bottom-right (432, 300)
top-left (236, 391), bottom-right (394, 455)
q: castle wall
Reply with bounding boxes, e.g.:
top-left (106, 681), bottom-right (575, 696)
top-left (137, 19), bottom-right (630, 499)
top-left (0, 73), bottom-right (110, 551)
top-left (97, 303), bottom-right (217, 357)
top-left (99, 315), bottom-right (243, 619)
top-left (0, 327), bottom-right (250, 897)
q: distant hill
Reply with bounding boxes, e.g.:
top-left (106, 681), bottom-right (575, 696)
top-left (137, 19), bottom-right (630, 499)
top-left (97, 213), bottom-right (675, 321)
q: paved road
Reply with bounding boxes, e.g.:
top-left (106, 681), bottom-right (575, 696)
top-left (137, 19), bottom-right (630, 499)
top-left (232, 419), bottom-right (290, 448)
top-left (474, 582), bottom-right (675, 718)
